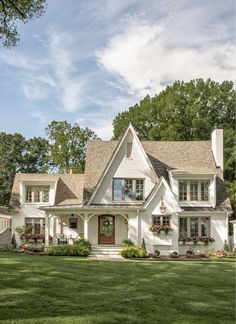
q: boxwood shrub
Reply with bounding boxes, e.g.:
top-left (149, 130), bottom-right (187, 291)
top-left (120, 246), bottom-right (146, 258)
top-left (47, 244), bottom-right (90, 256)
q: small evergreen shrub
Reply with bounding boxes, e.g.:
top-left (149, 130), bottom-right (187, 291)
top-left (186, 248), bottom-right (195, 255)
top-left (223, 240), bottom-right (230, 252)
top-left (120, 246), bottom-right (146, 258)
top-left (154, 249), bottom-right (160, 256)
top-left (11, 234), bottom-right (17, 249)
top-left (141, 238), bottom-right (147, 252)
top-left (121, 239), bottom-right (135, 247)
top-left (74, 238), bottom-right (91, 252)
top-left (47, 244), bottom-right (90, 256)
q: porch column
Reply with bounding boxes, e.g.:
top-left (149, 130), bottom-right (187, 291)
top-left (52, 216), bottom-right (57, 245)
top-left (137, 209), bottom-right (141, 247)
top-left (45, 212), bottom-right (50, 248)
top-left (84, 214), bottom-right (88, 240)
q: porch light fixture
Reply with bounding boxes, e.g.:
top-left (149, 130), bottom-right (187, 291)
top-left (160, 196), bottom-right (167, 214)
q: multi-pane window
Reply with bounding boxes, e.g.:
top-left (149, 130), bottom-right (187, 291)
top-left (201, 181), bottom-right (209, 201)
top-left (179, 218), bottom-right (187, 237)
top-left (179, 181), bottom-right (187, 201)
top-left (179, 217), bottom-right (210, 238)
top-left (190, 217), bottom-right (199, 236)
top-left (152, 215), bottom-right (170, 226)
top-left (113, 179), bottom-right (144, 201)
top-left (69, 218), bottom-right (78, 229)
top-left (25, 186), bottom-right (50, 203)
top-left (190, 182), bottom-right (198, 200)
top-left (178, 180), bottom-right (210, 202)
top-left (25, 218), bottom-right (45, 234)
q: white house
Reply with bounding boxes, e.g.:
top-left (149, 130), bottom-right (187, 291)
top-left (8, 124), bottom-right (232, 255)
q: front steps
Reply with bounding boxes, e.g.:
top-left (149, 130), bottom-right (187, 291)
top-left (90, 245), bottom-right (122, 258)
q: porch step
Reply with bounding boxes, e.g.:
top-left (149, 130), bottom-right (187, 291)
top-left (90, 245), bottom-right (122, 256)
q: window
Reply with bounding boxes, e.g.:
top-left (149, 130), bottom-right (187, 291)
top-left (126, 142), bottom-right (133, 158)
top-left (152, 215), bottom-right (170, 226)
top-left (178, 180), bottom-right (210, 202)
top-left (179, 217), bottom-right (210, 238)
top-left (179, 218), bottom-right (187, 237)
top-left (69, 218), bottom-right (78, 229)
top-left (113, 179), bottom-right (144, 201)
top-left (179, 181), bottom-right (187, 201)
top-left (25, 218), bottom-right (45, 234)
top-left (25, 186), bottom-right (50, 203)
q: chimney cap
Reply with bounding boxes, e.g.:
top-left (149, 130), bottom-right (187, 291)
top-left (68, 166), bottom-right (77, 174)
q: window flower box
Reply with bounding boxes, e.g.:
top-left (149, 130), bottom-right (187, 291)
top-left (178, 236), bottom-right (215, 246)
top-left (149, 225), bottom-right (173, 235)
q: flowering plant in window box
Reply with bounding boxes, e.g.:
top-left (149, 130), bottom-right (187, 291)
top-left (149, 225), bottom-right (173, 235)
top-left (179, 236), bottom-right (215, 245)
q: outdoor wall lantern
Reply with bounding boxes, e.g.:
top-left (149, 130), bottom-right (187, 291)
top-left (160, 196), bottom-right (167, 214)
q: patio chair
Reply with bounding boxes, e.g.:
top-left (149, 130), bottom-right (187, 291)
top-left (56, 233), bottom-right (67, 245)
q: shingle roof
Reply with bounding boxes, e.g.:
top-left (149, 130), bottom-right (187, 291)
top-left (10, 173), bottom-right (84, 208)
top-left (83, 140), bottom-right (231, 211)
top-left (9, 139), bottom-right (231, 212)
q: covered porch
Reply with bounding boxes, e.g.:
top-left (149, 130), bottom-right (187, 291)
top-left (43, 209), bottom-right (137, 247)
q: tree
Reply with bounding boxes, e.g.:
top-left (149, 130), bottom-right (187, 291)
top-left (20, 137), bottom-right (50, 173)
top-left (45, 121), bottom-right (99, 173)
top-left (113, 79), bottom-right (235, 220)
top-left (0, 0), bottom-right (46, 47)
top-left (0, 133), bottom-right (50, 205)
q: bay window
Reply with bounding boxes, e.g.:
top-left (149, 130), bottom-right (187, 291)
top-left (113, 178), bottom-right (144, 201)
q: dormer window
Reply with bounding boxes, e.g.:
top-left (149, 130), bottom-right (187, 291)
top-left (25, 185), bottom-right (50, 203)
top-left (179, 180), bottom-right (209, 202)
top-left (126, 142), bottom-right (133, 158)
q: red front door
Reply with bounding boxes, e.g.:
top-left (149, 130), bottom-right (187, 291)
top-left (98, 215), bottom-right (115, 244)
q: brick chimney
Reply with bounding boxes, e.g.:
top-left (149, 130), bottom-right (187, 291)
top-left (211, 128), bottom-right (223, 170)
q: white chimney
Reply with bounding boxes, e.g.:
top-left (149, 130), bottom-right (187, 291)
top-left (211, 129), bottom-right (223, 170)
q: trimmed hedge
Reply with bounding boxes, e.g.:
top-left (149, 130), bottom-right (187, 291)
top-left (47, 244), bottom-right (90, 256)
top-left (120, 246), bottom-right (146, 258)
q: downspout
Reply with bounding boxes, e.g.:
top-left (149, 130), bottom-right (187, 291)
top-left (137, 208), bottom-right (141, 247)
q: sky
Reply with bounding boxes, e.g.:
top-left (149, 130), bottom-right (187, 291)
top-left (0, 0), bottom-right (235, 140)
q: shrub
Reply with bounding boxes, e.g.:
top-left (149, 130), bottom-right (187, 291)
top-left (154, 249), bottom-right (160, 256)
top-left (169, 251), bottom-right (178, 258)
top-left (120, 246), bottom-right (146, 258)
top-left (223, 240), bottom-right (230, 252)
top-left (186, 248), bottom-right (195, 255)
top-left (141, 238), bottom-right (147, 252)
top-left (11, 234), bottom-right (17, 249)
top-left (74, 238), bottom-right (91, 251)
top-left (121, 239), bottom-right (135, 247)
top-left (47, 244), bottom-right (90, 256)
top-left (19, 244), bottom-right (44, 253)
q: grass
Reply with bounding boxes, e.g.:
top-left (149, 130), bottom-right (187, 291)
top-left (0, 251), bottom-right (235, 324)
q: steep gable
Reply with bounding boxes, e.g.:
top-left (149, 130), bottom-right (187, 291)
top-left (88, 124), bottom-right (157, 205)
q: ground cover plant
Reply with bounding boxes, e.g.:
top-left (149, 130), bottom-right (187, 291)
top-left (0, 251), bottom-right (235, 324)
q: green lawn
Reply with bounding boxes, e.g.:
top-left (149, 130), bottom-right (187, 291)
top-left (0, 251), bottom-right (235, 324)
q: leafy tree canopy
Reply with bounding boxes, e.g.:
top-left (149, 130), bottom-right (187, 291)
top-left (45, 121), bottom-right (99, 174)
top-left (113, 79), bottom-right (235, 219)
top-left (0, 0), bottom-right (46, 47)
top-left (0, 133), bottom-right (49, 205)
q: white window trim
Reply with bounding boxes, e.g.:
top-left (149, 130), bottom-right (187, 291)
top-left (112, 178), bottom-right (145, 202)
top-left (178, 180), bottom-right (212, 207)
top-left (152, 215), bottom-right (171, 226)
top-left (24, 185), bottom-right (50, 204)
top-left (179, 216), bottom-right (211, 238)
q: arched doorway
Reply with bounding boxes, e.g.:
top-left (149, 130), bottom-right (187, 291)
top-left (98, 215), bottom-right (115, 244)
